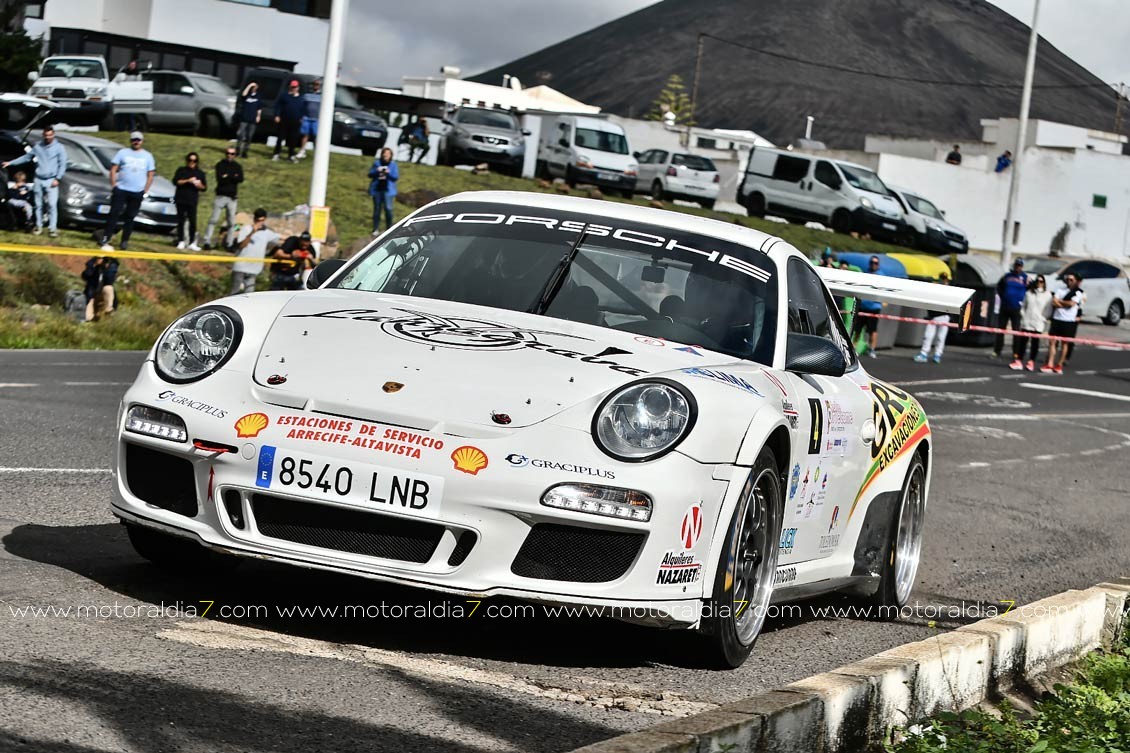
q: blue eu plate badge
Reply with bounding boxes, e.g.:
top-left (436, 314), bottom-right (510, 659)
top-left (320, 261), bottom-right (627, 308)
top-left (256, 445), bottom-right (276, 488)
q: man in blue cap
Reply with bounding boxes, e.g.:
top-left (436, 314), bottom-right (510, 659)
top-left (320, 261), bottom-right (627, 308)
top-left (993, 258), bottom-right (1028, 360)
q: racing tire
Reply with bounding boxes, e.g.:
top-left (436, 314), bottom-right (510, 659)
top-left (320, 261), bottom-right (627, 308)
top-left (125, 523), bottom-right (239, 575)
top-left (701, 446), bottom-right (783, 669)
top-left (701, 199), bottom-right (715, 210)
top-left (831, 208), bottom-right (853, 235)
top-left (650, 180), bottom-right (666, 201)
top-left (1103, 300), bottom-right (1123, 326)
top-left (745, 192), bottom-right (766, 218)
top-left (868, 451), bottom-right (927, 612)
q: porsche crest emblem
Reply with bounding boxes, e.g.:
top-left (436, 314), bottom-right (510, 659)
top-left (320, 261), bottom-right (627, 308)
top-left (382, 381), bottom-right (404, 393)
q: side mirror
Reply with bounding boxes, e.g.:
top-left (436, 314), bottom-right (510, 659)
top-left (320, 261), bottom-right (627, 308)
top-left (28, 71), bottom-right (39, 82)
top-left (558, 137), bottom-right (569, 148)
top-left (306, 258), bottom-right (346, 289)
top-left (441, 118), bottom-right (451, 125)
top-left (521, 129), bottom-right (531, 136)
top-left (179, 85), bottom-right (195, 95)
top-left (783, 333), bottom-right (847, 377)
top-left (632, 151), bottom-right (640, 159)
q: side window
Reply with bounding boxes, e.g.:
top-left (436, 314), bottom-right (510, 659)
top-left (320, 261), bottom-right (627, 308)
top-left (147, 73), bottom-right (167, 95)
top-left (170, 75), bottom-right (191, 94)
top-left (772, 155), bottom-right (810, 183)
top-left (654, 150), bottom-right (669, 164)
top-left (786, 258), bottom-right (856, 368)
top-left (642, 150), bottom-right (657, 164)
top-left (1094, 262), bottom-right (1119, 279)
top-left (814, 161), bottom-right (841, 189)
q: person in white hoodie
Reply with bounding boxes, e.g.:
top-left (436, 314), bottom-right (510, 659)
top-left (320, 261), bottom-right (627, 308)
top-left (1011, 275), bottom-right (1052, 371)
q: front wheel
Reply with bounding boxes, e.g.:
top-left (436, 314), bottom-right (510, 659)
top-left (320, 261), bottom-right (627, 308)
top-left (701, 447), bottom-right (783, 668)
top-left (831, 208), bottom-right (853, 234)
top-left (869, 451), bottom-right (927, 610)
top-left (1103, 300), bottom-right (1123, 326)
top-left (650, 180), bottom-right (665, 201)
top-left (700, 199), bottom-right (715, 210)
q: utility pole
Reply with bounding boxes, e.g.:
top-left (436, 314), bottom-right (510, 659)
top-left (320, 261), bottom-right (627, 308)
top-left (308, 0), bottom-right (348, 244)
top-left (804, 115), bottom-right (814, 140)
top-left (687, 33), bottom-right (704, 148)
top-left (1115, 82), bottom-right (1126, 137)
top-left (1000, 0), bottom-right (1040, 268)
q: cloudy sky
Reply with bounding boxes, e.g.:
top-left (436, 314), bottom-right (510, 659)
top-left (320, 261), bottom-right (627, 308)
top-left (338, 1), bottom-right (1130, 90)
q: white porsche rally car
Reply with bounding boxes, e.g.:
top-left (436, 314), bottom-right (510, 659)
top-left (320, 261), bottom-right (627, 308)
top-left (112, 191), bottom-right (971, 667)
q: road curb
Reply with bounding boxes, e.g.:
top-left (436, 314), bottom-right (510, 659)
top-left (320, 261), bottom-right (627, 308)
top-left (569, 580), bottom-right (1130, 753)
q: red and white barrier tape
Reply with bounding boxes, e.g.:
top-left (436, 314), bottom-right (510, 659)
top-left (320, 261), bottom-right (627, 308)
top-left (855, 311), bottom-right (1130, 350)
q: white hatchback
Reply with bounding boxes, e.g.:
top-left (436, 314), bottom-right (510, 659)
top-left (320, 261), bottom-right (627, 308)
top-left (634, 149), bottom-right (720, 209)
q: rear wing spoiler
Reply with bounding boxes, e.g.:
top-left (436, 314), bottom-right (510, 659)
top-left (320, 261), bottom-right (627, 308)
top-left (816, 267), bottom-right (975, 330)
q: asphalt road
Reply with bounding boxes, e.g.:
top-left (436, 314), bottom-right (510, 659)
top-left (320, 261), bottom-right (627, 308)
top-left (2, 324), bottom-right (1129, 753)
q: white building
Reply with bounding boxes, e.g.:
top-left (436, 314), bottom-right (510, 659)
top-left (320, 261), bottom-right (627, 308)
top-left (844, 118), bottom-right (1130, 261)
top-left (22, 0), bottom-right (330, 84)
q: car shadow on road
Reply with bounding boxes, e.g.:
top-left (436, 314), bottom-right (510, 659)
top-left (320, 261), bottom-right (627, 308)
top-left (5, 521), bottom-right (739, 671)
top-left (0, 655), bottom-right (619, 753)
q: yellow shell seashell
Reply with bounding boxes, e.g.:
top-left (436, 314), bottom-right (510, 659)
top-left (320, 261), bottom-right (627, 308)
top-left (234, 412), bottom-right (269, 438)
top-left (450, 445), bottom-right (488, 475)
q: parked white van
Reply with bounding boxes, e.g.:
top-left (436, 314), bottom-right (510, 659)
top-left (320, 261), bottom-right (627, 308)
top-left (888, 185), bottom-right (969, 254)
top-left (537, 115), bottom-right (637, 197)
top-left (737, 147), bottom-right (907, 242)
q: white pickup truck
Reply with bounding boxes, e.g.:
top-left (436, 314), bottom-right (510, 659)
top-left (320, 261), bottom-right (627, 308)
top-left (27, 55), bottom-right (152, 128)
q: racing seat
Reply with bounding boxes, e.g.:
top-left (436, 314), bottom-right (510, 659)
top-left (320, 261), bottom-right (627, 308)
top-left (548, 283), bottom-right (602, 326)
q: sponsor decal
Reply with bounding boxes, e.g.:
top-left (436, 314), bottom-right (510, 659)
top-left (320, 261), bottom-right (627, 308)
top-left (774, 566), bottom-right (797, 585)
top-left (451, 446), bottom-right (488, 475)
top-left (848, 381), bottom-right (930, 520)
top-left (823, 436), bottom-right (850, 457)
top-left (761, 369), bottom-right (788, 396)
top-left (788, 463), bottom-right (801, 500)
top-left (779, 527), bottom-right (797, 555)
top-left (275, 416), bottom-right (445, 460)
top-left (656, 550), bottom-right (703, 585)
top-left (679, 503), bottom-right (704, 549)
top-left (634, 335), bottom-right (665, 347)
top-left (286, 307), bottom-right (647, 377)
top-left (382, 381), bottom-right (404, 393)
top-left (504, 453), bottom-right (614, 480)
top-left (782, 399), bottom-right (799, 429)
top-left (403, 211), bottom-right (774, 283)
top-left (823, 399), bottom-right (855, 430)
top-left (157, 390), bottom-right (227, 419)
top-left (674, 345), bottom-right (703, 357)
top-left (206, 466), bottom-right (215, 502)
top-left (266, 374), bottom-right (287, 386)
top-left (235, 412), bottom-right (269, 439)
top-left (682, 367), bottom-right (764, 396)
top-left (806, 398), bottom-right (823, 455)
top-left (818, 533), bottom-right (841, 552)
top-left (829, 505), bottom-right (840, 531)
top-left (256, 445), bottom-right (276, 488)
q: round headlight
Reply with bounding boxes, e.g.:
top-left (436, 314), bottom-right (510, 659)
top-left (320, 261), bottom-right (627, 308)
top-left (154, 306), bottom-right (242, 383)
top-left (593, 380), bottom-right (696, 461)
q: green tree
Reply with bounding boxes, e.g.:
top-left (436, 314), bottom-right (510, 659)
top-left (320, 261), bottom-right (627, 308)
top-left (0, 7), bottom-right (42, 94)
top-left (645, 74), bottom-right (695, 126)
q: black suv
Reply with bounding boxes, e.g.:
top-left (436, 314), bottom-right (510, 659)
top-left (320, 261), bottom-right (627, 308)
top-left (240, 68), bottom-right (387, 155)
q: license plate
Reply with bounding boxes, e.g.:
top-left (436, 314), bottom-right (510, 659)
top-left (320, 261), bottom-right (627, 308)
top-left (948, 240), bottom-right (964, 248)
top-left (361, 130), bottom-right (381, 138)
top-left (597, 172), bottom-right (617, 181)
top-left (161, 204), bottom-right (176, 215)
top-left (96, 204), bottom-right (110, 214)
top-left (54, 101), bottom-right (81, 108)
top-left (882, 222), bottom-right (897, 231)
top-left (256, 446), bottom-right (444, 517)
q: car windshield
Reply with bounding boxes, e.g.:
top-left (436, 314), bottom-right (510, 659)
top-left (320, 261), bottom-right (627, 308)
top-left (1024, 258), bottom-right (1066, 275)
top-left (672, 154), bottom-right (717, 171)
top-left (39, 58), bottom-right (106, 79)
top-left (456, 109), bottom-right (519, 130)
top-left (904, 193), bottom-right (943, 219)
top-left (90, 145), bottom-right (120, 171)
top-left (839, 164), bottom-right (888, 195)
top-left (57, 139), bottom-right (102, 173)
top-left (575, 128), bottom-right (629, 154)
top-left (332, 201), bottom-right (778, 363)
top-left (190, 75), bottom-right (234, 96)
top-left (334, 87), bottom-right (362, 110)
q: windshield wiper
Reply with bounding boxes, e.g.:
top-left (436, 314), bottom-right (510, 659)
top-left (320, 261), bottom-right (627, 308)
top-left (530, 227), bottom-right (589, 315)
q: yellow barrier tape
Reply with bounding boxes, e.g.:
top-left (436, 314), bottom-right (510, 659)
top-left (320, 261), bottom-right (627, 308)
top-left (0, 241), bottom-right (284, 265)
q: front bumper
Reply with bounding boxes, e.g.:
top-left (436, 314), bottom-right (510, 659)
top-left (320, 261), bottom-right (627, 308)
top-left (333, 123), bottom-right (388, 152)
top-left (573, 165), bottom-right (635, 190)
top-left (448, 138), bottom-right (524, 168)
top-left (666, 177), bottom-right (720, 201)
top-left (112, 364), bottom-right (732, 626)
top-left (852, 207), bottom-right (905, 242)
top-left (922, 226), bottom-right (968, 253)
top-left (63, 196), bottom-right (179, 232)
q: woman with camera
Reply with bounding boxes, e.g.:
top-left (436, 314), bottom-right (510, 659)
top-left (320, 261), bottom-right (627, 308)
top-left (368, 147), bottom-right (399, 235)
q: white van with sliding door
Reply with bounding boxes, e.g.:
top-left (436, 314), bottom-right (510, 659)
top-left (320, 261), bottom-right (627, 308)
top-left (737, 147), bottom-right (907, 242)
top-left (537, 115), bottom-right (638, 197)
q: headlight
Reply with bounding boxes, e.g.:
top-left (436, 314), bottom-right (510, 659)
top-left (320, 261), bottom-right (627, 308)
top-left (333, 111), bottom-right (355, 124)
top-left (860, 196), bottom-right (874, 209)
top-left (593, 380), bottom-right (696, 461)
top-left (85, 86), bottom-right (107, 97)
top-left (154, 306), bottom-right (242, 384)
top-left (66, 183), bottom-right (90, 206)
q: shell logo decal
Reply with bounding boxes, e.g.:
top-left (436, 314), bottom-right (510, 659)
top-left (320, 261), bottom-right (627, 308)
top-left (234, 412), bottom-right (269, 439)
top-left (451, 446), bottom-right (488, 475)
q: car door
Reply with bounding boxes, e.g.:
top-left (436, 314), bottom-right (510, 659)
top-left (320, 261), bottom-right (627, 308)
top-left (767, 154), bottom-right (811, 219)
top-left (778, 258), bottom-right (874, 565)
top-left (811, 160), bottom-right (845, 223)
top-left (165, 73), bottom-right (197, 130)
top-left (634, 149), bottom-right (654, 190)
top-left (548, 120), bottom-right (571, 175)
top-left (145, 73), bottom-right (172, 128)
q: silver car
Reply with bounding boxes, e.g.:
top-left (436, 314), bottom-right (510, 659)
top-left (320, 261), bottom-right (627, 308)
top-left (140, 70), bottom-right (236, 136)
top-left (438, 107), bottom-right (528, 176)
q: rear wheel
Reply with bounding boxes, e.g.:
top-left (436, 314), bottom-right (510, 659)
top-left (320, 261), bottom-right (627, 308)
top-left (831, 208), bottom-right (853, 234)
top-left (650, 180), bottom-right (666, 201)
top-left (197, 111), bottom-right (222, 138)
top-left (745, 192), bottom-right (766, 217)
top-left (701, 198), bottom-right (715, 210)
top-left (126, 523), bottom-right (239, 575)
top-left (565, 166), bottom-right (578, 188)
top-left (869, 452), bottom-right (927, 610)
top-left (701, 447), bottom-right (783, 668)
top-left (1103, 300), bottom-right (1123, 326)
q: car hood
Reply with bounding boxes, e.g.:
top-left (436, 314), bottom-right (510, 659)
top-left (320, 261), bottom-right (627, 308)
top-left (251, 290), bottom-right (739, 430)
top-left (863, 191), bottom-right (903, 218)
top-left (340, 108), bottom-right (385, 127)
top-left (32, 76), bottom-right (104, 87)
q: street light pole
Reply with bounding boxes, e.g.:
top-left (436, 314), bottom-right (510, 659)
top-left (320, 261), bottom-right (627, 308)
top-left (1001, 0), bottom-right (1040, 268)
top-left (308, 0), bottom-right (348, 231)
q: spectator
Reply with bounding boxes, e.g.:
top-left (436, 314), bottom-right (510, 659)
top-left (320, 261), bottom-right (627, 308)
top-left (405, 115), bottom-right (430, 163)
top-left (272, 79), bottom-right (306, 163)
top-left (945, 144), bottom-right (962, 165)
top-left (368, 146), bottom-right (399, 234)
top-left (270, 231), bottom-right (316, 290)
top-left (113, 60), bottom-right (144, 131)
top-left (7, 170), bottom-right (33, 227)
top-left (1013, 274), bottom-right (1052, 371)
top-left (819, 247), bottom-right (837, 267)
top-left (913, 273), bottom-right (952, 364)
top-left (2, 125), bottom-right (67, 238)
top-left (992, 258), bottom-right (1028, 359)
top-left (995, 150), bottom-right (1013, 173)
top-left (172, 152), bottom-right (206, 250)
top-left (81, 256), bottom-right (118, 322)
top-left (99, 131), bottom-right (155, 251)
top-left (235, 82), bottom-right (263, 158)
top-left (298, 79), bottom-right (322, 159)
top-left (201, 147), bottom-right (244, 250)
top-left (851, 255), bottom-right (884, 358)
top-left (231, 207), bottom-right (280, 294)
top-left (1042, 273), bottom-right (1085, 374)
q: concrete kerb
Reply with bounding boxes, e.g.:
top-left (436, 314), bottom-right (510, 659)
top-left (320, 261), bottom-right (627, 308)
top-left (567, 580), bottom-right (1130, 753)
